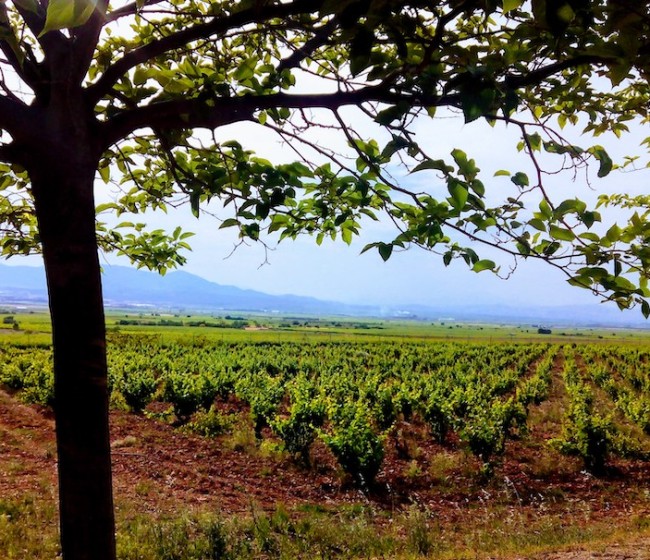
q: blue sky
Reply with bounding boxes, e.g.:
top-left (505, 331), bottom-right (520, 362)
top-left (7, 107), bottom-right (648, 312)
top-left (97, 108), bottom-right (649, 310)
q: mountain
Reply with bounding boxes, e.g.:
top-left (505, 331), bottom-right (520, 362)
top-left (0, 263), bottom-right (647, 327)
top-left (0, 264), bottom-right (371, 315)
top-left (0, 264), bottom-right (48, 303)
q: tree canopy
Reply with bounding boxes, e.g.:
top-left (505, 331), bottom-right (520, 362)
top-left (0, 0), bottom-right (648, 309)
top-left (0, 1), bottom-right (648, 559)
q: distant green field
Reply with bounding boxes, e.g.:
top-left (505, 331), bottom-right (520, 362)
top-left (1, 308), bottom-right (649, 346)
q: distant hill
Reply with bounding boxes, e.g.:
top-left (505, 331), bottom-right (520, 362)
top-left (0, 263), bottom-right (646, 327)
top-left (0, 263), bottom-right (371, 316)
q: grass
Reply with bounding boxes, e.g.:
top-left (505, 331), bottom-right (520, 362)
top-left (0, 496), bottom-right (59, 559)
top-left (2, 494), bottom-right (650, 560)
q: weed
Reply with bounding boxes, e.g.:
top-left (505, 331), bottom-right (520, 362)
top-left (404, 507), bottom-right (437, 557)
top-left (112, 435), bottom-right (138, 449)
top-left (403, 459), bottom-right (423, 479)
top-left (428, 451), bottom-right (459, 485)
top-left (226, 424), bottom-right (257, 453)
top-left (185, 406), bottom-right (236, 438)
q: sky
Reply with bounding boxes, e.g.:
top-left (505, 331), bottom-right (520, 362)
top-left (87, 107), bottom-right (648, 311)
top-left (5, 83), bottom-right (649, 312)
top-left (0, 4), bottom-right (646, 319)
top-left (0, 5), bottom-right (646, 315)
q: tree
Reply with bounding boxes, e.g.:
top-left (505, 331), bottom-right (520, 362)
top-left (0, 1), bottom-right (647, 559)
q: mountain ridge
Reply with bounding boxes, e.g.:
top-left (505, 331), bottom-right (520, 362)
top-left (0, 263), bottom-right (646, 327)
top-left (0, 263), bottom-right (371, 316)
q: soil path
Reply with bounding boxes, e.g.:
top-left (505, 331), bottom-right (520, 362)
top-left (525, 539), bottom-right (650, 559)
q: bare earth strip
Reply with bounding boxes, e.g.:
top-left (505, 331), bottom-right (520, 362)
top-left (523, 539), bottom-right (650, 559)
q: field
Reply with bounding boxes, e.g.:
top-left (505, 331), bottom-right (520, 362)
top-left (1, 311), bottom-right (650, 558)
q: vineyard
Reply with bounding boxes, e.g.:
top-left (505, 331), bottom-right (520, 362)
top-left (3, 334), bottom-right (650, 483)
top-left (3, 331), bottom-right (650, 558)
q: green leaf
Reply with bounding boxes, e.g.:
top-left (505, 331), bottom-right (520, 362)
top-left (411, 159), bottom-right (453, 174)
top-left (96, 203), bottom-right (119, 213)
top-left (494, 170), bottom-right (511, 177)
top-left (133, 67), bottom-right (149, 86)
top-left (555, 199), bottom-right (586, 217)
top-left (375, 105), bottom-right (407, 126)
top-left (510, 172), bottom-right (529, 187)
top-left (451, 149), bottom-right (478, 179)
top-left (588, 146), bottom-right (613, 178)
top-left (219, 218), bottom-right (239, 229)
top-left (543, 241), bottom-right (560, 256)
top-left (472, 259), bottom-right (495, 272)
top-left (381, 135), bottom-right (411, 159)
top-left (539, 199), bottom-right (553, 220)
top-left (447, 179), bottom-right (468, 210)
top-left (528, 218), bottom-right (546, 232)
top-left (0, 5), bottom-right (24, 65)
top-left (605, 224), bottom-right (621, 243)
top-left (378, 242), bottom-right (392, 261)
top-left (349, 26), bottom-right (374, 76)
top-left (41, 0), bottom-right (97, 35)
top-left (233, 57), bottom-right (257, 82)
top-left (98, 164), bottom-right (110, 184)
top-left (580, 211), bottom-right (599, 229)
top-left (568, 276), bottom-right (592, 289)
top-left (360, 242), bottom-right (378, 255)
top-left (502, 0), bottom-right (523, 13)
top-left (190, 192), bottom-right (200, 218)
top-left (549, 225), bottom-right (575, 241)
top-left (470, 179), bottom-right (485, 197)
top-left (642, 300), bottom-right (650, 319)
top-left (459, 87), bottom-right (496, 124)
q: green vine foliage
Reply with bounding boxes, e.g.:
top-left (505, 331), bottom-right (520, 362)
top-left (272, 374), bottom-right (325, 465)
top-left (550, 349), bottom-right (615, 473)
top-left (320, 401), bottom-right (386, 488)
top-left (7, 337), bottom-right (650, 481)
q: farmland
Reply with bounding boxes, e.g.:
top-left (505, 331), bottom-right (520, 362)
top-left (1, 314), bottom-right (650, 558)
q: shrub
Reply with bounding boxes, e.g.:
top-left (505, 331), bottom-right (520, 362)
top-left (186, 406), bottom-right (235, 438)
top-left (550, 387), bottom-right (613, 474)
top-left (162, 372), bottom-right (217, 423)
top-left (272, 376), bottom-right (324, 465)
top-left (116, 370), bottom-right (157, 413)
top-left (273, 404), bottom-right (324, 465)
top-left (321, 403), bottom-right (385, 487)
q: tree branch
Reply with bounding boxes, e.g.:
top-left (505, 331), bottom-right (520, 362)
top-left (71, 0), bottom-right (111, 86)
top-left (505, 54), bottom-right (612, 90)
top-left (0, 95), bottom-right (35, 140)
top-left (101, 88), bottom-right (459, 149)
top-left (87, 0), bottom-right (318, 104)
top-left (0, 142), bottom-right (23, 164)
top-left (13, 0), bottom-right (68, 56)
top-left (275, 18), bottom-right (337, 74)
top-left (105, 0), bottom-right (167, 23)
top-left (0, 2), bottom-right (46, 95)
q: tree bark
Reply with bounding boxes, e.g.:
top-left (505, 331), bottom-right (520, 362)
top-left (29, 150), bottom-right (116, 560)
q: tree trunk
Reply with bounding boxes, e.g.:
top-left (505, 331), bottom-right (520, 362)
top-left (30, 155), bottom-right (116, 560)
